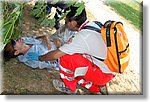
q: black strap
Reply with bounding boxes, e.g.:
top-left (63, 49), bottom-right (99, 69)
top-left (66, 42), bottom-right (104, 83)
top-left (91, 55), bottom-right (105, 66)
top-left (119, 43), bottom-right (129, 54)
top-left (106, 23), bottom-right (111, 47)
top-left (82, 21), bottom-right (112, 47)
top-left (82, 21), bottom-right (103, 33)
top-left (93, 56), bottom-right (104, 62)
top-left (93, 21), bottom-right (103, 28)
top-left (82, 26), bottom-right (100, 33)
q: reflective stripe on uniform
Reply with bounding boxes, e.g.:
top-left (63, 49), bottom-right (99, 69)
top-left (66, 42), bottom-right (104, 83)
top-left (59, 65), bottom-right (88, 82)
top-left (85, 82), bottom-right (93, 89)
top-left (74, 66), bottom-right (88, 77)
top-left (60, 73), bottom-right (75, 81)
top-left (60, 64), bottom-right (73, 74)
top-left (60, 64), bottom-right (88, 77)
top-left (77, 79), bottom-right (85, 85)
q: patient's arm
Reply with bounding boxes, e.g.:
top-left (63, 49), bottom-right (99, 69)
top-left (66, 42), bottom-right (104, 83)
top-left (53, 39), bottom-right (62, 48)
top-left (36, 35), bottom-right (52, 49)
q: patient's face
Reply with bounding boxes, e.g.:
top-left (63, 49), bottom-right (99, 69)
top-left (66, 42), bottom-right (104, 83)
top-left (11, 38), bottom-right (26, 55)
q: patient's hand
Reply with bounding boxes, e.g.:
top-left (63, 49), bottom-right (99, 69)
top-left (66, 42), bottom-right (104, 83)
top-left (54, 39), bottom-right (61, 48)
top-left (37, 35), bottom-right (52, 49)
top-left (46, 41), bottom-right (52, 50)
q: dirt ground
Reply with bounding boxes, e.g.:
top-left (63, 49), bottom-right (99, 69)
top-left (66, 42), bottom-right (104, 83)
top-left (1, 1), bottom-right (142, 95)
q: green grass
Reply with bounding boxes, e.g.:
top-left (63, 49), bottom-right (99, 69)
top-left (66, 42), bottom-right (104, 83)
top-left (103, 0), bottom-right (143, 30)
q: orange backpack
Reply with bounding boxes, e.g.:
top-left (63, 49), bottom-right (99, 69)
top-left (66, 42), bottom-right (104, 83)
top-left (83, 20), bottom-right (130, 73)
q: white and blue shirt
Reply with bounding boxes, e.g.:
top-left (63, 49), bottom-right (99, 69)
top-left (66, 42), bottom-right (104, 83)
top-left (18, 36), bottom-right (59, 70)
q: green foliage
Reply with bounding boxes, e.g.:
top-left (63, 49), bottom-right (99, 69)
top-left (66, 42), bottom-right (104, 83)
top-left (31, 2), bottom-right (47, 19)
top-left (40, 18), bottom-right (55, 27)
top-left (31, 0), bottom-right (85, 27)
top-left (1, 0), bottom-right (85, 44)
top-left (74, 1), bottom-right (85, 17)
top-left (2, 3), bottom-right (24, 44)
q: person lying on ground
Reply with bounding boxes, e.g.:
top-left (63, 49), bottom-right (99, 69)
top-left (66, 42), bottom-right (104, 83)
top-left (3, 35), bottom-right (60, 70)
top-left (3, 25), bottom-right (77, 70)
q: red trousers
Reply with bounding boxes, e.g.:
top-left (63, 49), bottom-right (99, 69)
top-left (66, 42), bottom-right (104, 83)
top-left (59, 53), bottom-right (115, 92)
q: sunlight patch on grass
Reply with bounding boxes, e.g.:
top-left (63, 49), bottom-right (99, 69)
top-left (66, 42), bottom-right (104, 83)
top-left (103, 0), bottom-right (142, 30)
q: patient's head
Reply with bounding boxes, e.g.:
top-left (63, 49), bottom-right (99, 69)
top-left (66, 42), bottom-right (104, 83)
top-left (3, 38), bottom-right (27, 59)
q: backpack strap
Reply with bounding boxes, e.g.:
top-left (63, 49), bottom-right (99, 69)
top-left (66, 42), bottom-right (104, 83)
top-left (82, 26), bottom-right (100, 33)
top-left (82, 21), bottom-right (112, 47)
top-left (82, 21), bottom-right (103, 33)
top-left (93, 56), bottom-right (104, 62)
top-left (93, 21), bottom-right (103, 28)
top-left (105, 23), bottom-right (111, 47)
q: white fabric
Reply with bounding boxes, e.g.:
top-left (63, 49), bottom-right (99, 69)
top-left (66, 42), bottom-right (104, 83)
top-left (74, 66), bottom-right (88, 77)
top-left (18, 36), bottom-right (59, 70)
top-left (59, 22), bottom-right (113, 73)
top-left (50, 25), bottom-right (77, 45)
top-left (60, 73), bottom-right (74, 81)
top-left (60, 64), bottom-right (88, 78)
top-left (85, 82), bottom-right (92, 89)
top-left (77, 79), bottom-right (85, 85)
top-left (59, 64), bottom-right (73, 74)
